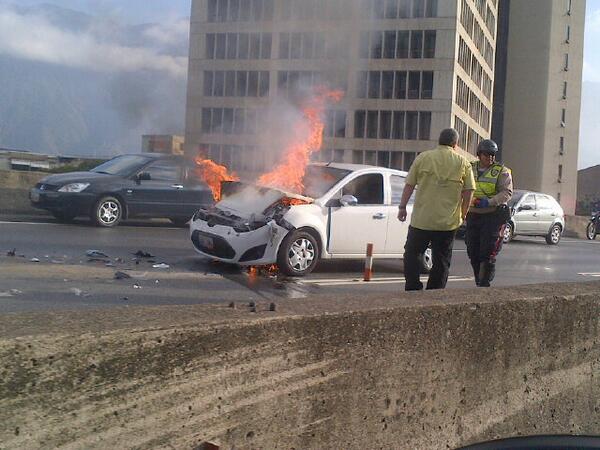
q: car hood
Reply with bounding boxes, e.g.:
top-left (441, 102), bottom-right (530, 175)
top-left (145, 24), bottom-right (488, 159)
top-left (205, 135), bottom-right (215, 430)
top-left (217, 181), bottom-right (313, 220)
top-left (39, 171), bottom-right (120, 185)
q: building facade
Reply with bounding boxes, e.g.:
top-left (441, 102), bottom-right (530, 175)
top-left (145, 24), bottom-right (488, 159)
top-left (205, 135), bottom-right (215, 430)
top-left (142, 135), bottom-right (185, 155)
top-left (185, 0), bottom-right (498, 177)
top-left (492, 0), bottom-right (585, 215)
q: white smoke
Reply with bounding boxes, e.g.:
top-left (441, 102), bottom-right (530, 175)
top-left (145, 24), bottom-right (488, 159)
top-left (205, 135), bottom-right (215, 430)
top-left (0, 5), bottom-right (187, 78)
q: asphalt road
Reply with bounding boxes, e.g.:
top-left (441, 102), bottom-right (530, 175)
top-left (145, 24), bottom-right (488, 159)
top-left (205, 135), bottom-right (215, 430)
top-left (1, 216), bottom-right (600, 313)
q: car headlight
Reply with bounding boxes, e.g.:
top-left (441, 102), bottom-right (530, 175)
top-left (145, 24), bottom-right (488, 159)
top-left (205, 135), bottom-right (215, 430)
top-left (58, 183), bottom-right (90, 193)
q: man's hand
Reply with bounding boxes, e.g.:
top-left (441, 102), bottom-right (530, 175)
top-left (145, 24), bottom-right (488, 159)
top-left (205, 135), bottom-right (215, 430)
top-left (398, 206), bottom-right (407, 222)
top-left (474, 198), bottom-right (489, 208)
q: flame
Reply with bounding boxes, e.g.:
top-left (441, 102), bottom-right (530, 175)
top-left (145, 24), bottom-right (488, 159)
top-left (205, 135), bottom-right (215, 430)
top-left (248, 264), bottom-right (279, 278)
top-left (194, 155), bottom-right (239, 201)
top-left (280, 197), bottom-right (312, 207)
top-left (258, 87), bottom-right (344, 193)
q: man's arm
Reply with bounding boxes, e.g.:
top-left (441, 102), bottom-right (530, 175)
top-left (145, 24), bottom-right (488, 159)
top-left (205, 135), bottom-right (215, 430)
top-left (489, 167), bottom-right (513, 206)
top-left (461, 189), bottom-right (474, 220)
top-left (397, 183), bottom-right (415, 222)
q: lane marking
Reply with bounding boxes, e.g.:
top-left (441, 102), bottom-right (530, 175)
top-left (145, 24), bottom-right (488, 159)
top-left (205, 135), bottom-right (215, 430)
top-left (578, 273), bottom-right (600, 277)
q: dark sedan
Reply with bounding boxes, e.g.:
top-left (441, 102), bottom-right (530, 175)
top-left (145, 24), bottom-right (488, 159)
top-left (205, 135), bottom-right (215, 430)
top-left (30, 154), bottom-right (214, 227)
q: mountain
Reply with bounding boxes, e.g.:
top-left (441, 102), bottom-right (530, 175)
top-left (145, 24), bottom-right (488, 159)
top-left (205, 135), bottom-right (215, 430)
top-left (0, 2), bottom-right (188, 157)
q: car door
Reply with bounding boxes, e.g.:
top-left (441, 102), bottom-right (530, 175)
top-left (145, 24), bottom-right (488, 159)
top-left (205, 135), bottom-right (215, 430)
top-left (513, 194), bottom-right (537, 234)
top-left (327, 172), bottom-right (388, 255)
top-left (384, 173), bottom-right (411, 255)
top-left (127, 158), bottom-right (184, 217)
top-left (179, 164), bottom-right (215, 217)
top-left (535, 194), bottom-right (557, 233)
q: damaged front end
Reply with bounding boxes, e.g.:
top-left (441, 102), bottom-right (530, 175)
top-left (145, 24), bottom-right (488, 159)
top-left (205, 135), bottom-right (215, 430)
top-left (190, 181), bottom-right (314, 264)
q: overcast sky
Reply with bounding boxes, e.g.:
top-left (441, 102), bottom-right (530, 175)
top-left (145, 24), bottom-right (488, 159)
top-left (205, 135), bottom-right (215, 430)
top-left (1, 0), bottom-right (599, 168)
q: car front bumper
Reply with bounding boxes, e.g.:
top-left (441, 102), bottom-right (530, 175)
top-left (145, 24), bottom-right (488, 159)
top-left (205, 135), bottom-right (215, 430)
top-left (189, 218), bottom-right (287, 265)
top-left (29, 188), bottom-right (95, 216)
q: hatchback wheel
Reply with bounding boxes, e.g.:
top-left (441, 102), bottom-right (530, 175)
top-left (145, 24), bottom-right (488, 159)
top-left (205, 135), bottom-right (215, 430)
top-left (93, 196), bottom-right (123, 227)
top-left (503, 222), bottom-right (514, 244)
top-left (545, 224), bottom-right (561, 245)
top-left (277, 230), bottom-right (319, 277)
top-left (586, 221), bottom-right (597, 240)
top-left (419, 248), bottom-right (433, 274)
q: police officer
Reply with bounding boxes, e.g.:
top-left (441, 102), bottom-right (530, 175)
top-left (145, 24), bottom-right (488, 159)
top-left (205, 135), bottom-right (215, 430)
top-left (466, 139), bottom-right (513, 287)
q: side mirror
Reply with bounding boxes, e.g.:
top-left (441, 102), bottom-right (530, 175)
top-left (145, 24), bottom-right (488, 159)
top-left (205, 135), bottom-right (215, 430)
top-left (340, 194), bottom-right (358, 207)
top-left (136, 172), bottom-right (151, 183)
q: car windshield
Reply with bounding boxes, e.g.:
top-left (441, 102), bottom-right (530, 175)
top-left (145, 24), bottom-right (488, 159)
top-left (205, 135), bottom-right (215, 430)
top-left (301, 165), bottom-right (352, 198)
top-left (90, 155), bottom-right (152, 176)
top-left (508, 191), bottom-right (526, 207)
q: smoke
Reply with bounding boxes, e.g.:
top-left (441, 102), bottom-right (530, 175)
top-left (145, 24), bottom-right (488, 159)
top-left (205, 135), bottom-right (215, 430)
top-left (0, 4), bottom-right (187, 78)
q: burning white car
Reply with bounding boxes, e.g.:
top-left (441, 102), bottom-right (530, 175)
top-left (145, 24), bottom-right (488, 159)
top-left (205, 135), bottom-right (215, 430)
top-left (189, 163), bottom-right (432, 276)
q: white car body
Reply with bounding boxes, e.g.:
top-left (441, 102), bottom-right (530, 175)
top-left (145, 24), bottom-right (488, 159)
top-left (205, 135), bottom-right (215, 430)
top-left (190, 163), bottom-right (428, 275)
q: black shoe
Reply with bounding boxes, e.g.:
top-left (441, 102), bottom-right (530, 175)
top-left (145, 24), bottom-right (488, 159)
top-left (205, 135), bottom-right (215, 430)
top-left (471, 262), bottom-right (480, 286)
top-left (479, 262), bottom-right (491, 287)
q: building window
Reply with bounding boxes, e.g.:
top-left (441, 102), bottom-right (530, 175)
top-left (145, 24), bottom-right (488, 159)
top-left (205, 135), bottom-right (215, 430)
top-left (423, 30), bottom-right (436, 58)
top-left (565, 25), bottom-right (571, 43)
top-left (353, 150), bottom-right (363, 164)
top-left (558, 164), bottom-right (563, 182)
top-left (559, 136), bottom-right (565, 155)
top-left (397, 31), bottom-right (410, 58)
top-left (410, 30), bottom-right (423, 58)
top-left (567, 0), bottom-right (572, 15)
top-left (561, 108), bottom-right (566, 126)
top-left (206, 33), bottom-right (272, 59)
top-left (562, 81), bottom-right (568, 99)
top-left (564, 53), bottom-right (569, 71)
top-left (355, 111), bottom-right (366, 138)
top-left (204, 70), bottom-right (270, 98)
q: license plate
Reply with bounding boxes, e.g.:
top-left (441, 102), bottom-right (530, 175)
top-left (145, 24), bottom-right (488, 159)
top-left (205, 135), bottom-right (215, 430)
top-left (30, 190), bottom-right (40, 202)
top-left (198, 235), bottom-right (214, 250)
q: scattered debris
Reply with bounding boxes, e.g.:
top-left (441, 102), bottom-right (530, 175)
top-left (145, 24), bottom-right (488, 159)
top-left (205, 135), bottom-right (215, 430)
top-left (133, 284), bottom-right (142, 289)
top-left (152, 263), bottom-right (170, 269)
top-left (105, 262), bottom-right (115, 267)
top-left (88, 258), bottom-right (110, 264)
top-left (155, 280), bottom-right (160, 284)
top-left (115, 257), bottom-right (124, 263)
top-left (7, 248), bottom-right (16, 257)
top-left (69, 288), bottom-right (83, 296)
top-left (134, 250), bottom-right (154, 258)
top-left (249, 301), bottom-right (256, 308)
top-left (51, 260), bottom-right (65, 264)
top-left (30, 258), bottom-right (40, 263)
top-left (86, 250), bottom-right (109, 258)
top-left (269, 302), bottom-right (277, 312)
top-left (229, 301), bottom-right (236, 309)
top-left (10, 289), bottom-right (23, 295)
top-left (195, 442), bottom-right (220, 450)
top-left (114, 271), bottom-right (132, 280)
top-left (0, 292), bottom-right (13, 298)
top-left (250, 306), bottom-right (257, 313)
top-left (122, 297), bottom-right (129, 301)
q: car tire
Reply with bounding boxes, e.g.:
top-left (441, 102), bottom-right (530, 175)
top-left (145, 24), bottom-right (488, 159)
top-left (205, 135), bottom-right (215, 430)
top-left (503, 222), bottom-right (514, 244)
top-left (545, 224), bottom-right (562, 245)
top-left (52, 211), bottom-right (76, 223)
top-left (419, 247), bottom-right (433, 274)
top-left (277, 230), bottom-right (319, 277)
top-left (586, 221), bottom-right (597, 240)
top-left (170, 217), bottom-right (189, 227)
top-left (92, 196), bottom-right (123, 227)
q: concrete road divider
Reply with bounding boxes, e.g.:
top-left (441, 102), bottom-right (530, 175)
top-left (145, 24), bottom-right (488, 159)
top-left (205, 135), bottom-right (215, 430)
top-left (1, 282), bottom-right (600, 449)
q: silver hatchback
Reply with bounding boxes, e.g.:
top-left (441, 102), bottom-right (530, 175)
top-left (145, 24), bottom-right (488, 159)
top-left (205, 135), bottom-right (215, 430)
top-left (504, 190), bottom-right (565, 245)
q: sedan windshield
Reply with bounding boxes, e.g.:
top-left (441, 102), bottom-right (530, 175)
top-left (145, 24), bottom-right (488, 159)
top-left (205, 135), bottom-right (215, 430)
top-left (302, 165), bottom-right (352, 198)
top-left (91, 155), bottom-right (152, 176)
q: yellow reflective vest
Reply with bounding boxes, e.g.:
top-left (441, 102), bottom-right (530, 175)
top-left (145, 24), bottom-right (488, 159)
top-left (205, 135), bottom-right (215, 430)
top-left (471, 162), bottom-right (504, 199)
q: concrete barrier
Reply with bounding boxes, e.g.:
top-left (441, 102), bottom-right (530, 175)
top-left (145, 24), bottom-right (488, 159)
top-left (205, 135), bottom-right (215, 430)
top-left (0, 170), bottom-right (47, 215)
top-left (2, 282), bottom-right (600, 449)
top-left (565, 214), bottom-right (591, 239)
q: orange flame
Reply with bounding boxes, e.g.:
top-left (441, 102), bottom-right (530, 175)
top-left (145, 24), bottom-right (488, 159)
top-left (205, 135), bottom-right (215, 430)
top-left (194, 155), bottom-right (239, 201)
top-left (258, 88), bottom-right (344, 193)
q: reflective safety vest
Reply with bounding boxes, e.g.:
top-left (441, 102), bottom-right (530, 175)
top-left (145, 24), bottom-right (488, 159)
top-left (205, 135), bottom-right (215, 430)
top-left (472, 162), bottom-right (504, 199)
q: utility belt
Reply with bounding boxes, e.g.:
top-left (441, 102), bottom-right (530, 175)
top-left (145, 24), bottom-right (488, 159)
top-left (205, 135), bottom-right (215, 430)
top-left (468, 204), bottom-right (512, 223)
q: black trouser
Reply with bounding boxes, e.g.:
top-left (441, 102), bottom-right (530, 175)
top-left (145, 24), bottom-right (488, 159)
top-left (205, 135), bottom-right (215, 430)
top-left (465, 212), bottom-right (506, 286)
top-left (403, 226), bottom-right (457, 291)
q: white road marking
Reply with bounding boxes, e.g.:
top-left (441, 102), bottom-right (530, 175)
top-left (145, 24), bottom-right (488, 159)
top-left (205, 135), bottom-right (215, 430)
top-left (303, 275), bottom-right (473, 287)
top-left (578, 273), bottom-right (600, 277)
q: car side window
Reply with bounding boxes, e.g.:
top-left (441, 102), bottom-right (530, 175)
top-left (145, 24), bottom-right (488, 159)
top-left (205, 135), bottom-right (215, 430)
top-left (183, 165), bottom-right (205, 186)
top-left (341, 174), bottom-right (384, 205)
top-left (390, 174), bottom-right (414, 205)
top-left (520, 194), bottom-right (536, 210)
top-left (536, 195), bottom-right (555, 210)
top-left (144, 160), bottom-right (180, 182)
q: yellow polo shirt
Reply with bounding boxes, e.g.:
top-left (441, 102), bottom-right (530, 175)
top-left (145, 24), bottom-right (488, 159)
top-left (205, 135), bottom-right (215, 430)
top-left (405, 145), bottom-right (476, 231)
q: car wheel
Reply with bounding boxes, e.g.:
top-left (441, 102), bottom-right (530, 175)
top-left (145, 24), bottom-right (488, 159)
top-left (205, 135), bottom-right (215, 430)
top-left (586, 221), bottom-right (597, 240)
top-left (419, 247), bottom-right (433, 274)
top-left (92, 196), bottom-right (123, 227)
top-left (52, 211), bottom-right (76, 223)
top-left (277, 230), bottom-right (319, 277)
top-left (503, 222), bottom-right (514, 244)
top-left (545, 224), bottom-right (561, 245)
top-left (170, 217), bottom-right (189, 227)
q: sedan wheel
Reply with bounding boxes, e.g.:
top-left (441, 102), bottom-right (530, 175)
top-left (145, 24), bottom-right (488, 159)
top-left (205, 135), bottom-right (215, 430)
top-left (545, 224), bottom-right (561, 245)
top-left (93, 196), bottom-right (123, 227)
top-left (277, 230), bottom-right (319, 276)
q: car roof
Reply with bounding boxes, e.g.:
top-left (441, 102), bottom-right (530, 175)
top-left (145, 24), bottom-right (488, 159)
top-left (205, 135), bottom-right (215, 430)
top-left (514, 189), bottom-right (557, 198)
top-left (310, 162), bottom-right (408, 176)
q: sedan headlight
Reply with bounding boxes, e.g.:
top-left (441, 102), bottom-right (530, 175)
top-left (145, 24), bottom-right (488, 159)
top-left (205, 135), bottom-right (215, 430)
top-left (58, 183), bottom-right (90, 193)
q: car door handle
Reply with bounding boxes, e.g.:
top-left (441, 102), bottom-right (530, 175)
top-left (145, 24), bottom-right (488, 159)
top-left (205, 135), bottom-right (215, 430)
top-left (171, 184), bottom-right (184, 189)
top-left (533, 213), bottom-right (537, 217)
top-left (372, 213), bottom-right (386, 220)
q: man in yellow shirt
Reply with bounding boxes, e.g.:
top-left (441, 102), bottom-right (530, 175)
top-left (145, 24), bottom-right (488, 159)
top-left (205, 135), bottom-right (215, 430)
top-left (397, 128), bottom-right (475, 291)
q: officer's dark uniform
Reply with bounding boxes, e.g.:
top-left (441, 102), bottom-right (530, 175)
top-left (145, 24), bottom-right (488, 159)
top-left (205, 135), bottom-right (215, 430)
top-left (465, 140), bottom-right (513, 287)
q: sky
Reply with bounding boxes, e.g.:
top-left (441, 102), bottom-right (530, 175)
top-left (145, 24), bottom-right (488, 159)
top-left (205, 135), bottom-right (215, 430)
top-left (0, 0), bottom-right (599, 168)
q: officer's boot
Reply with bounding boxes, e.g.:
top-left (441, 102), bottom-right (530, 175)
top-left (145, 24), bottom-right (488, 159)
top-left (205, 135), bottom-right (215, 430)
top-left (487, 261), bottom-right (496, 283)
top-left (471, 262), bottom-right (480, 286)
top-left (478, 262), bottom-right (491, 287)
